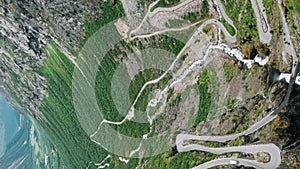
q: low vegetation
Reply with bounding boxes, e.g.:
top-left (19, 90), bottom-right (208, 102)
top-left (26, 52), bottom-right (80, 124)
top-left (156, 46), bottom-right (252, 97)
top-left (221, 0), bottom-right (244, 25)
top-left (224, 96), bottom-right (239, 109)
top-left (110, 119), bottom-right (151, 138)
top-left (223, 61), bottom-right (238, 82)
top-left (129, 69), bottom-right (172, 112)
top-left (222, 0), bottom-right (259, 44)
top-left (83, 0), bottom-right (125, 44)
top-left (145, 151), bottom-right (217, 168)
top-left (150, 0), bottom-right (181, 12)
top-left (263, 0), bottom-right (273, 16)
top-left (201, 0), bottom-right (209, 18)
top-left (238, 1), bottom-right (259, 44)
top-left (182, 0), bottom-right (209, 23)
top-left (242, 68), bottom-right (251, 80)
top-left (283, 0), bottom-right (296, 28)
top-left (137, 0), bottom-right (155, 8)
top-left (169, 93), bottom-right (182, 107)
top-left (221, 18), bottom-right (236, 36)
top-left (182, 12), bottom-right (199, 23)
top-left (194, 70), bottom-right (213, 126)
top-left (296, 0), bottom-right (300, 13)
top-left (95, 34), bottom-right (184, 121)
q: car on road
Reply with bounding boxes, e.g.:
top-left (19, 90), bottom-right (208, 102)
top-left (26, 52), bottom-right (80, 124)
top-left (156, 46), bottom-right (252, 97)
top-left (230, 160), bottom-right (238, 165)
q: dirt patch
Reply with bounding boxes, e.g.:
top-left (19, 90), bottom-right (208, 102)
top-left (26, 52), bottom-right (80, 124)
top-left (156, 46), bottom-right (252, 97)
top-left (115, 18), bottom-right (130, 38)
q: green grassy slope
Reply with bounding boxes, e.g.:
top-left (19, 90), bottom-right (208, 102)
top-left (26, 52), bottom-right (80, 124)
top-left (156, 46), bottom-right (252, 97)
top-left (296, 0), bottom-right (300, 13)
top-left (194, 70), bottom-right (213, 126)
top-left (38, 34), bottom-right (185, 169)
top-left (35, 1), bottom-right (126, 167)
top-left (38, 42), bottom-right (109, 168)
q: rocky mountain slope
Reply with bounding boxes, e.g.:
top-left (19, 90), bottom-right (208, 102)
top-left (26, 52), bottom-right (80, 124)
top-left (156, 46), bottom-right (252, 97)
top-left (0, 0), bottom-right (99, 118)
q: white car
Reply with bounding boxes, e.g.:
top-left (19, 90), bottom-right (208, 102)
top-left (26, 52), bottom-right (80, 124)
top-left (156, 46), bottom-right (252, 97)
top-left (229, 160), bottom-right (238, 165)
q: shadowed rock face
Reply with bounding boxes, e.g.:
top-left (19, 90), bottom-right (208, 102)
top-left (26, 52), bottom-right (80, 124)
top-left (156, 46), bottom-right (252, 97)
top-left (276, 65), bottom-right (300, 149)
top-left (0, 1), bottom-right (99, 118)
top-left (277, 84), bottom-right (300, 149)
top-left (266, 66), bottom-right (281, 85)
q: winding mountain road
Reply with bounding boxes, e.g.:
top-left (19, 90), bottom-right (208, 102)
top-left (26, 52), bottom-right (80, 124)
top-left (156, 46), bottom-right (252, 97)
top-left (174, 0), bottom-right (297, 169)
top-left (90, 0), bottom-right (298, 168)
top-left (176, 139), bottom-right (281, 169)
top-left (251, 0), bottom-right (272, 43)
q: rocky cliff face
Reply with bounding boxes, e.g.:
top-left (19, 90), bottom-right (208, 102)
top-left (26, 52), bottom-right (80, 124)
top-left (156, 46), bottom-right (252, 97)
top-left (0, 0), bottom-right (99, 118)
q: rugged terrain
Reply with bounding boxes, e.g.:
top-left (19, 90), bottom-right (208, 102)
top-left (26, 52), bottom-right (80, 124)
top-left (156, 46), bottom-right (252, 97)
top-left (0, 0), bottom-right (299, 168)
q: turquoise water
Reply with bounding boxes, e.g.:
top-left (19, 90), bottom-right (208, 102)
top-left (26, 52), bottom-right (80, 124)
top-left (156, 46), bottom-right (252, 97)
top-left (0, 95), bottom-right (61, 168)
top-left (0, 95), bottom-right (35, 168)
top-left (0, 95), bottom-right (20, 156)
